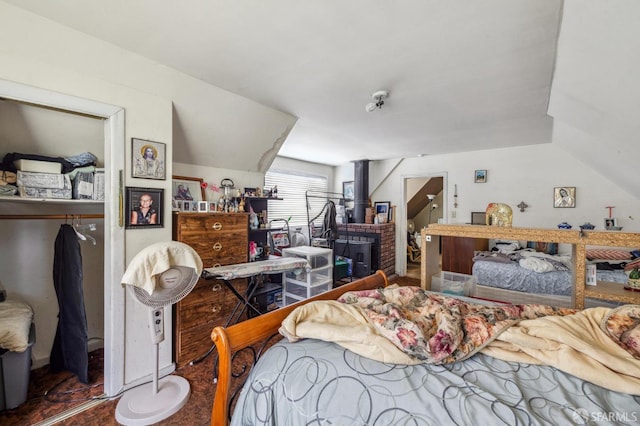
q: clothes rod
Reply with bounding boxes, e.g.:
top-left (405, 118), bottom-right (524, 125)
top-left (0, 214), bottom-right (105, 220)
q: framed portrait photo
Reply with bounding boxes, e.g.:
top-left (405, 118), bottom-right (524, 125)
top-left (125, 187), bottom-right (164, 229)
top-left (172, 175), bottom-right (205, 202)
top-left (553, 186), bottom-right (576, 208)
top-left (474, 170), bottom-right (487, 183)
top-left (132, 138), bottom-right (166, 180)
top-left (374, 201), bottom-right (391, 223)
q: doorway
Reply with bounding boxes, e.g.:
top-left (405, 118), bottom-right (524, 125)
top-left (401, 173), bottom-right (446, 278)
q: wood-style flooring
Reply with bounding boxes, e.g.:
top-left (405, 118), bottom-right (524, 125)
top-left (0, 275), bottom-right (420, 425)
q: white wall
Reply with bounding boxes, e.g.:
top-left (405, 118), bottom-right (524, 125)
top-left (338, 142), bottom-right (640, 275)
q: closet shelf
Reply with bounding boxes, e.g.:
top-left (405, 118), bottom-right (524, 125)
top-left (0, 195), bottom-right (103, 205)
top-left (0, 195), bottom-right (104, 217)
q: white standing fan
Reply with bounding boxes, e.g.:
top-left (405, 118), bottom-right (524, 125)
top-left (116, 243), bottom-right (202, 425)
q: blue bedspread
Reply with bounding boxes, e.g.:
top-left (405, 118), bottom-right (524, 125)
top-left (231, 338), bottom-right (640, 425)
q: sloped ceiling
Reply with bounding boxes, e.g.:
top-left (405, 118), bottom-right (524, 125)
top-left (4, 0), bottom-right (637, 196)
top-left (4, 0), bottom-right (562, 167)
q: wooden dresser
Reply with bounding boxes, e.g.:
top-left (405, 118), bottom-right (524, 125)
top-left (172, 212), bottom-right (249, 366)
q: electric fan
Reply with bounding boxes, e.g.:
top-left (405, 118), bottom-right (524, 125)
top-left (116, 242), bottom-right (203, 425)
top-left (407, 219), bottom-right (416, 234)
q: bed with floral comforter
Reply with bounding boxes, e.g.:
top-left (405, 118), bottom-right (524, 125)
top-left (231, 285), bottom-right (640, 425)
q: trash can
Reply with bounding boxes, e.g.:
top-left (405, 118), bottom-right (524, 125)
top-left (0, 323), bottom-right (35, 410)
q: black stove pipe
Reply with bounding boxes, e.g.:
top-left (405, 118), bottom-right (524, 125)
top-left (353, 160), bottom-right (369, 223)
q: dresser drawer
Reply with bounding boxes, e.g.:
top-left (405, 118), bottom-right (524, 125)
top-left (175, 320), bottom-right (217, 366)
top-left (176, 277), bottom-right (248, 331)
top-left (176, 214), bottom-right (248, 235)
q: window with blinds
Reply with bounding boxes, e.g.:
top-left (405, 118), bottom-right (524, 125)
top-left (265, 170), bottom-right (328, 229)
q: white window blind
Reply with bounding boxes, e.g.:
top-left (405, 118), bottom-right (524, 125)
top-left (265, 170), bottom-right (328, 229)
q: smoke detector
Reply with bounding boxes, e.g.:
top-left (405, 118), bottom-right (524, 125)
top-left (365, 90), bottom-right (389, 112)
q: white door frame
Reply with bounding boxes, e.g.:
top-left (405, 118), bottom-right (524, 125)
top-left (0, 79), bottom-right (126, 396)
top-left (399, 172), bottom-right (447, 277)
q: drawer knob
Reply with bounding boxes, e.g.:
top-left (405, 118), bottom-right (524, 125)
top-left (213, 242), bottom-right (223, 251)
top-left (212, 284), bottom-right (222, 292)
top-left (212, 305), bottom-right (222, 313)
top-left (212, 222), bottom-right (223, 230)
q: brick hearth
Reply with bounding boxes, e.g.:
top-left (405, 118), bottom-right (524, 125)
top-left (337, 223), bottom-right (395, 277)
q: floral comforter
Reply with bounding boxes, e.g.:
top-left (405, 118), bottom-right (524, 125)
top-left (335, 285), bottom-right (575, 364)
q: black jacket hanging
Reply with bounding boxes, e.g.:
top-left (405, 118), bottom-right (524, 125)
top-left (50, 224), bottom-right (89, 384)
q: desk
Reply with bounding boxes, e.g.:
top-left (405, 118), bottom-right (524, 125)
top-left (195, 257), bottom-right (310, 369)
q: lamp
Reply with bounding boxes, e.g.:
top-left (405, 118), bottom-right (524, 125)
top-left (365, 90), bottom-right (389, 112)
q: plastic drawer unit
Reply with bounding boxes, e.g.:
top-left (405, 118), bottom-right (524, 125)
top-left (282, 246), bottom-right (333, 305)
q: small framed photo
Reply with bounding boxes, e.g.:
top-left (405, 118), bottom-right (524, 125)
top-left (209, 201), bottom-right (218, 212)
top-left (182, 201), bottom-right (192, 212)
top-left (474, 170), bottom-right (487, 183)
top-left (374, 201), bottom-right (391, 224)
top-left (172, 175), bottom-right (205, 202)
top-left (604, 218), bottom-right (619, 229)
top-left (342, 181), bottom-right (354, 201)
top-left (126, 187), bottom-right (163, 229)
top-left (553, 187), bottom-right (576, 208)
top-left (198, 201), bottom-right (208, 213)
top-left (132, 138), bottom-right (166, 180)
top-left (471, 211), bottom-right (485, 225)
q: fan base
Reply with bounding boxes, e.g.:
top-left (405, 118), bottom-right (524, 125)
top-left (115, 375), bottom-right (190, 425)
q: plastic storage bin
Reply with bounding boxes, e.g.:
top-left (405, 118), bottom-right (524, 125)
top-left (282, 246), bottom-right (333, 305)
top-left (0, 323), bottom-right (35, 410)
top-left (431, 271), bottom-right (476, 297)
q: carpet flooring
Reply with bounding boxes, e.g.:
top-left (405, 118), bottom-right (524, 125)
top-left (0, 275), bottom-right (419, 425)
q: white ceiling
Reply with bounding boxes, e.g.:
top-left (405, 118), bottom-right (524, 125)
top-left (5, 0), bottom-right (563, 166)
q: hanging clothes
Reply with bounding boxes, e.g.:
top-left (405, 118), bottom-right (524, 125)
top-left (322, 201), bottom-right (338, 241)
top-left (50, 224), bottom-right (89, 384)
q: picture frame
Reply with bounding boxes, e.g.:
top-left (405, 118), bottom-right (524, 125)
top-left (471, 211), bottom-right (485, 225)
top-left (172, 175), bottom-right (205, 202)
top-left (209, 201), bottom-right (218, 212)
top-left (604, 218), bottom-right (619, 229)
top-left (125, 187), bottom-right (164, 229)
top-left (132, 138), bottom-right (166, 180)
top-left (198, 201), bottom-right (208, 213)
top-left (374, 201), bottom-right (391, 224)
top-left (243, 187), bottom-right (257, 197)
top-left (553, 186), bottom-right (576, 208)
top-left (474, 170), bottom-right (487, 183)
top-left (342, 181), bottom-right (355, 201)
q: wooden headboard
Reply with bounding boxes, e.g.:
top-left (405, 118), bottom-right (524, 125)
top-left (210, 270), bottom-right (389, 425)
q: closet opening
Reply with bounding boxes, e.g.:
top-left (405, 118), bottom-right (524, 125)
top-left (0, 80), bottom-right (126, 405)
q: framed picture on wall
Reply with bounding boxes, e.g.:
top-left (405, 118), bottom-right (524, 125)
top-left (172, 175), bottom-right (205, 202)
top-left (553, 186), bottom-right (576, 208)
top-left (474, 170), bottom-right (487, 183)
top-left (131, 138), bottom-right (166, 180)
top-left (125, 187), bottom-right (163, 229)
top-left (342, 181), bottom-right (354, 201)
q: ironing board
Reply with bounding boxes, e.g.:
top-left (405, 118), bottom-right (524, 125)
top-left (195, 257), bottom-right (310, 370)
top-left (202, 257), bottom-right (310, 317)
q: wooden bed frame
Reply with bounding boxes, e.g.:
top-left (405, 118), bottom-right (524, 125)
top-left (210, 270), bottom-right (389, 425)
